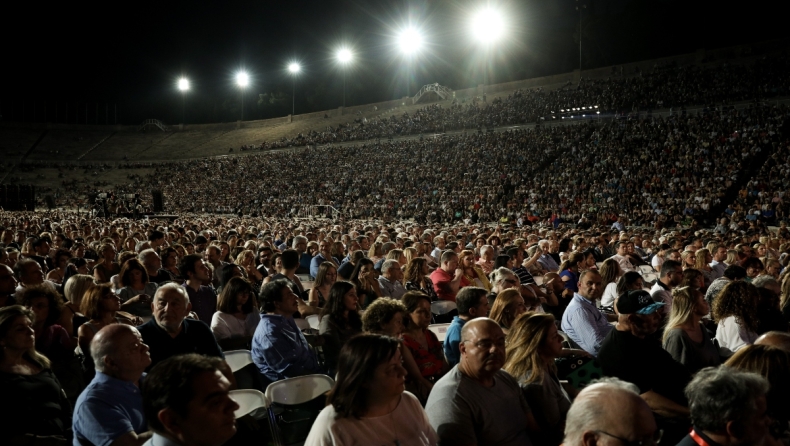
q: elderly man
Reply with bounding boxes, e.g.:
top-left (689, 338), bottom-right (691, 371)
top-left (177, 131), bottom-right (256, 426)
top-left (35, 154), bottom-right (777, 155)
top-left (536, 240), bottom-right (559, 272)
top-left (141, 354), bottom-right (239, 446)
top-left (138, 249), bottom-right (170, 284)
top-left (487, 267), bottom-right (519, 306)
top-left (73, 324), bottom-right (152, 446)
top-left (252, 280), bottom-right (322, 383)
top-left (426, 318), bottom-right (538, 446)
top-left (430, 250), bottom-right (464, 302)
top-left (560, 270), bottom-right (613, 356)
top-left (14, 258), bottom-right (57, 294)
top-left (563, 378), bottom-right (659, 446)
top-left (377, 259), bottom-right (406, 300)
top-left (476, 245), bottom-right (495, 275)
top-left (677, 367), bottom-right (770, 446)
top-left (310, 239), bottom-right (338, 279)
top-left (204, 245), bottom-right (226, 287)
top-left (179, 254), bottom-right (217, 323)
top-left (137, 283), bottom-right (223, 370)
top-left (755, 331), bottom-right (790, 351)
top-left (444, 287), bottom-right (490, 368)
top-left (598, 290), bottom-right (690, 419)
top-left (291, 235), bottom-right (311, 275)
top-left (431, 236), bottom-right (446, 265)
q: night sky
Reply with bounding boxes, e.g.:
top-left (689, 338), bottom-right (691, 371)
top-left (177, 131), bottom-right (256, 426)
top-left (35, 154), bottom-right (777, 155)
top-left (1, 0), bottom-right (785, 125)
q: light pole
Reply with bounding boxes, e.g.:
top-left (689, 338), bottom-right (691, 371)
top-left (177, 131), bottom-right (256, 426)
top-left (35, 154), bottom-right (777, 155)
top-left (470, 7), bottom-right (505, 85)
top-left (177, 77), bottom-right (189, 124)
top-left (288, 62), bottom-right (300, 116)
top-left (576, 0), bottom-right (586, 71)
top-left (397, 27), bottom-right (422, 98)
top-left (236, 71), bottom-right (249, 121)
top-left (336, 48), bottom-right (352, 108)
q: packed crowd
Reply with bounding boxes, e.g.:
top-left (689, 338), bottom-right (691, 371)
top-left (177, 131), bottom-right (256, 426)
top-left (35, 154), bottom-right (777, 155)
top-left (2, 211), bottom-right (790, 445)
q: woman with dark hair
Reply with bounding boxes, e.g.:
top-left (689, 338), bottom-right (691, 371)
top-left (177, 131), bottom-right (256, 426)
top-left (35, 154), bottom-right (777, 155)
top-left (404, 257), bottom-right (438, 301)
top-left (319, 281), bottom-right (363, 376)
top-left (93, 243), bottom-right (119, 283)
top-left (0, 306), bottom-right (72, 444)
top-left (581, 248), bottom-right (598, 271)
top-left (159, 246), bottom-right (182, 282)
top-left (557, 252), bottom-right (585, 298)
top-left (117, 259), bottom-right (157, 318)
top-left (743, 257), bottom-right (765, 282)
top-left (349, 258), bottom-right (381, 309)
top-left (402, 291), bottom-right (447, 382)
top-left (680, 268), bottom-right (704, 291)
top-left (19, 285), bottom-right (77, 359)
top-left (305, 334), bottom-right (437, 445)
top-left (599, 258), bottom-right (622, 309)
top-left (210, 277), bottom-right (259, 350)
top-left (493, 254), bottom-right (513, 272)
top-left (615, 271), bottom-right (644, 302)
top-left (217, 263), bottom-right (243, 295)
top-left (46, 249), bottom-right (72, 285)
top-left (308, 262), bottom-right (337, 309)
top-left (713, 281), bottom-right (761, 357)
top-left (77, 284), bottom-right (139, 368)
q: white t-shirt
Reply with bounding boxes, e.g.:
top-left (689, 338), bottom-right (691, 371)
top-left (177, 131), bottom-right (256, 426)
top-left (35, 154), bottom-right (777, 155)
top-left (210, 311), bottom-right (260, 340)
top-left (651, 255), bottom-right (663, 270)
top-left (305, 391), bottom-right (437, 446)
top-left (715, 316), bottom-right (758, 357)
top-left (601, 282), bottom-right (618, 308)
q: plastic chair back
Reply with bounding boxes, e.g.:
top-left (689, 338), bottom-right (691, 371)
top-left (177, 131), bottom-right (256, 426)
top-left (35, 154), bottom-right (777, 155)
top-left (428, 323), bottom-right (451, 343)
top-left (224, 350), bottom-right (253, 373)
top-left (229, 389), bottom-right (270, 419)
top-left (306, 314), bottom-right (321, 330)
top-left (431, 300), bottom-right (457, 315)
top-left (265, 374), bottom-right (335, 406)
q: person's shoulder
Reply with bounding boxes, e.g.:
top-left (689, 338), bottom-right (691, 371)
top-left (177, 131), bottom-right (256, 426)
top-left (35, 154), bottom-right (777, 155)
top-left (136, 318), bottom-right (158, 335)
top-left (184, 318), bottom-right (212, 333)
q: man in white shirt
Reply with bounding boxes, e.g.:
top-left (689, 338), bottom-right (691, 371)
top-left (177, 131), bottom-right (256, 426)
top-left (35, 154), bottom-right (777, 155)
top-left (611, 241), bottom-right (636, 273)
top-left (649, 260), bottom-right (683, 315)
top-left (709, 244), bottom-right (728, 281)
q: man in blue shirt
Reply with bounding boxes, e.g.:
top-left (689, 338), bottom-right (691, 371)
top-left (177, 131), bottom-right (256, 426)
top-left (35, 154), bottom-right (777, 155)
top-left (252, 279), bottom-right (322, 382)
top-left (444, 287), bottom-right (489, 367)
top-left (561, 270), bottom-right (614, 356)
top-left (309, 239), bottom-right (338, 279)
top-left (73, 324), bottom-right (152, 446)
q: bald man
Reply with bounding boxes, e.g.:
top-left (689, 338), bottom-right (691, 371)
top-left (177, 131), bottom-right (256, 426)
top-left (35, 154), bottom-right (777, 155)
top-left (73, 324), bottom-right (153, 446)
top-left (755, 331), bottom-right (790, 352)
top-left (563, 378), bottom-right (659, 446)
top-left (426, 318), bottom-right (538, 446)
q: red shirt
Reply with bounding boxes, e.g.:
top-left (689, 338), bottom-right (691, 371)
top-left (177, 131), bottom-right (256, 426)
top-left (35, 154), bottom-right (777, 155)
top-left (430, 268), bottom-right (456, 302)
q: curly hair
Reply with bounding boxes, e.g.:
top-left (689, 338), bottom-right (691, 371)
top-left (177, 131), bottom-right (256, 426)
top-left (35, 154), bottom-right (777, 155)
top-left (18, 284), bottom-right (64, 328)
top-left (712, 281), bottom-right (761, 333)
top-left (361, 297), bottom-right (407, 333)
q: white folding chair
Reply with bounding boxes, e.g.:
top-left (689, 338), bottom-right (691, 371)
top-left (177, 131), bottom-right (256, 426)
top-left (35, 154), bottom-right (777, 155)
top-left (265, 375), bottom-right (335, 446)
top-left (431, 300), bottom-right (457, 316)
top-left (533, 275), bottom-right (544, 286)
top-left (229, 389), bottom-right (270, 419)
top-left (306, 314), bottom-right (321, 330)
top-left (224, 350), bottom-right (253, 373)
top-left (428, 323), bottom-right (451, 343)
top-left (639, 265), bottom-right (655, 275)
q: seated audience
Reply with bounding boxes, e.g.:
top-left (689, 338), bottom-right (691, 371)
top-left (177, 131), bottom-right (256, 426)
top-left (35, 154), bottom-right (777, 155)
top-left (73, 324), bottom-right (152, 446)
top-left (93, 243), bottom-right (120, 284)
top-left (137, 283), bottom-right (223, 370)
top-left (662, 286), bottom-right (720, 375)
top-left (430, 251), bottom-right (463, 302)
top-left (488, 289), bottom-right (529, 333)
top-left (210, 277), bottom-right (259, 350)
top-left (179, 254), bottom-right (217, 323)
top-left (117, 259), bottom-right (157, 319)
top-left (443, 287), bottom-right (489, 367)
top-left (349, 258), bottom-right (381, 308)
top-left (305, 334), bottom-right (437, 446)
top-left (141, 354), bottom-right (239, 446)
top-left (706, 264), bottom-right (746, 307)
top-left (401, 291), bottom-right (448, 383)
top-left (724, 344), bottom-right (790, 429)
top-left (308, 261), bottom-right (337, 309)
top-left (404, 257), bottom-right (438, 301)
top-left (598, 258), bottom-right (622, 309)
top-left (377, 259), bottom-right (406, 300)
top-left (712, 281), bottom-right (761, 357)
top-left (560, 270), bottom-right (613, 356)
top-left (251, 279), bottom-right (321, 382)
top-left (319, 281), bottom-right (363, 376)
top-left (426, 318), bottom-right (539, 445)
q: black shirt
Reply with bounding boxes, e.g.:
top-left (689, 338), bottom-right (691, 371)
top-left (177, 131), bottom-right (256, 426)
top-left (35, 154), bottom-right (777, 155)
top-left (149, 269), bottom-right (174, 285)
top-left (337, 261), bottom-right (355, 280)
top-left (137, 318), bottom-right (223, 370)
top-left (598, 328), bottom-right (691, 405)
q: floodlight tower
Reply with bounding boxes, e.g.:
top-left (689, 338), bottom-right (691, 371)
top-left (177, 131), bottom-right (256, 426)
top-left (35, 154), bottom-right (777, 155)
top-left (177, 77), bottom-right (189, 125)
top-left (336, 48), bottom-right (353, 108)
top-left (236, 71), bottom-right (249, 121)
top-left (470, 7), bottom-right (505, 85)
top-left (397, 27), bottom-right (423, 97)
top-left (288, 63), bottom-right (301, 116)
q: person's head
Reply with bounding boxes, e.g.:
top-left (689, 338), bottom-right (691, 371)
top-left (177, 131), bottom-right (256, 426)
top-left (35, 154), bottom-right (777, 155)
top-left (713, 245), bottom-right (728, 262)
top-left (120, 258), bottom-right (149, 287)
top-left (459, 318), bottom-right (506, 380)
top-left (563, 378), bottom-right (657, 446)
top-left (80, 284), bottom-right (120, 319)
top-left (314, 262), bottom-right (338, 288)
top-left (361, 297), bottom-right (407, 336)
top-left (490, 267), bottom-right (518, 292)
top-left (142, 354), bottom-right (239, 446)
top-left (0, 264), bottom-right (19, 297)
top-left (403, 258), bottom-right (429, 284)
top-left (488, 289), bottom-right (527, 330)
top-left (205, 245), bottom-right (221, 264)
top-left (685, 367), bottom-right (770, 446)
top-left (755, 330), bottom-right (790, 352)
top-left (19, 284), bottom-right (63, 328)
top-left (0, 305), bottom-right (50, 368)
top-left (380, 259), bottom-right (403, 282)
top-left (321, 281), bottom-right (361, 326)
top-left (743, 257), bottom-right (764, 279)
top-left (681, 268), bottom-right (705, 290)
top-left (762, 259), bottom-right (781, 278)
top-left (615, 271), bottom-right (644, 297)
top-left (660, 259), bottom-right (683, 287)
top-left (350, 257), bottom-right (375, 284)
top-left (578, 270), bottom-right (602, 301)
top-left (217, 277), bottom-right (256, 315)
top-left (259, 279), bottom-right (299, 316)
top-left (724, 264), bottom-right (748, 281)
top-left (456, 286), bottom-right (489, 318)
top-left (615, 290), bottom-right (665, 338)
top-left (598, 258), bottom-right (621, 287)
top-left (138, 248), bottom-right (161, 274)
top-left (440, 250), bottom-right (459, 273)
top-left (712, 281), bottom-right (761, 334)
top-left (100, 243), bottom-right (117, 261)
top-left (559, 252), bottom-right (586, 273)
top-left (695, 248), bottom-right (712, 270)
top-left (503, 313), bottom-right (561, 385)
top-left (179, 254), bottom-right (210, 283)
top-left (664, 286), bottom-right (708, 342)
top-left (615, 241), bottom-right (628, 256)
top-left (63, 273), bottom-right (95, 307)
top-left (152, 283), bottom-right (192, 333)
top-left (401, 291), bottom-right (432, 331)
top-left (681, 250), bottom-right (697, 268)
top-left (326, 334), bottom-right (404, 419)
top-left (725, 344), bottom-right (790, 422)
top-left (91, 324), bottom-right (150, 381)
top-left (14, 258), bottom-right (45, 286)
top-left (291, 235), bottom-right (308, 254)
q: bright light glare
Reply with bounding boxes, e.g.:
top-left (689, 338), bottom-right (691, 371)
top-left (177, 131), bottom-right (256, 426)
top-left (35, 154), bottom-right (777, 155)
top-left (288, 63), bottom-right (301, 74)
top-left (471, 7), bottom-right (505, 43)
top-left (236, 72), bottom-right (249, 88)
top-left (398, 27), bottom-right (423, 54)
top-left (337, 48), bottom-right (353, 64)
top-left (177, 78), bottom-right (189, 92)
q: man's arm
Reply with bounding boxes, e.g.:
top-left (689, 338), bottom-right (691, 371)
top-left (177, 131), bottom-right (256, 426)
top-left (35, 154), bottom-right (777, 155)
top-left (110, 431), bottom-right (153, 446)
top-left (641, 390), bottom-right (689, 418)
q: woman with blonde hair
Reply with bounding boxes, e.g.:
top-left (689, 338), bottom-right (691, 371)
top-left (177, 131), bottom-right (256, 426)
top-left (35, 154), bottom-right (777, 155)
top-left (680, 250), bottom-right (696, 270)
top-left (308, 261), bottom-right (337, 309)
top-left (368, 242), bottom-right (383, 264)
top-left (234, 249), bottom-right (264, 289)
top-left (724, 249), bottom-right (738, 267)
top-left (403, 247), bottom-right (418, 267)
top-left (662, 286), bottom-right (720, 374)
top-left (694, 248), bottom-right (714, 288)
top-left (488, 289), bottom-right (528, 333)
top-left (504, 313), bottom-right (572, 446)
top-left (599, 258), bottom-right (622, 309)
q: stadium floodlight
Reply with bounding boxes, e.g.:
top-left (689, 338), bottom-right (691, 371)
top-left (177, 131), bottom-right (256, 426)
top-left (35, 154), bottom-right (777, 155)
top-left (288, 63), bottom-right (301, 74)
top-left (397, 27), bottom-right (423, 55)
top-left (336, 48), bottom-right (353, 108)
top-left (288, 62), bottom-right (301, 115)
top-left (470, 7), bottom-right (505, 44)
top-left (236, 71), bottom-right (249, 87)
top-left (177, 77), bottom-right (189, 125)
top-left (178, 78), bottom-right (190, 92)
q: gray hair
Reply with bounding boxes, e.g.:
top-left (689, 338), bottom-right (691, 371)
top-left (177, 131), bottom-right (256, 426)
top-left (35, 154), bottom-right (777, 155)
top-left (138, 248), bottom-right (157, 264)
top-left (563, 378), bottom-right (641, 445)
top-left (480, 245), bottom-right (494, 256)
top-left (538, 239), bottom-right (550, 250)
top-left (381, 259), bottom-right (400, 273)
top-left (155, 282), bottom-right (190, 303)
top-left (291, 235), bottom-right (307, 249)
top-left (751, 275), bottom-right (778, 290)
top-left (491, 267), bottom-right (516, 287)
top-left (686, 367), bottom-right (769, 433)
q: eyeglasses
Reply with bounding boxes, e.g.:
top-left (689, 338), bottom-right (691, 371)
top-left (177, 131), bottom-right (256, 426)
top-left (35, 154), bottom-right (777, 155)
top-left (595, 429), bottom-right (663, 446)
